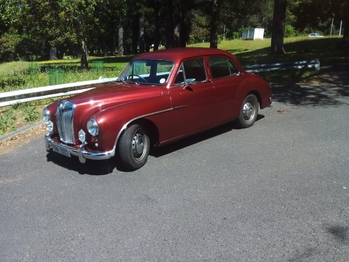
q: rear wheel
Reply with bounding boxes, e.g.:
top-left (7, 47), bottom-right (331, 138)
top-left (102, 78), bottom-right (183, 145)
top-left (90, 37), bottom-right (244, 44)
top-left (118, 124), bottom-right (150, 170)
top-left (237, 94), bottom-right (259, 128)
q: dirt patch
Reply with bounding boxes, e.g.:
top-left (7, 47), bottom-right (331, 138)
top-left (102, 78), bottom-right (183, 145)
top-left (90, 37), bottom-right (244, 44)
top-left (0, 123), bottom-right (46, 154)
top-left (300, 71), bottom-right (349, 86)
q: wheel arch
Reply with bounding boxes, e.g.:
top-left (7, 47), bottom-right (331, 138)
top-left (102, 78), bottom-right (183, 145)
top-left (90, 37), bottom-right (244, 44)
top-left (116, 118), bottom-right (159, 149)
top-left (248, 90), bottom-right (262, 109)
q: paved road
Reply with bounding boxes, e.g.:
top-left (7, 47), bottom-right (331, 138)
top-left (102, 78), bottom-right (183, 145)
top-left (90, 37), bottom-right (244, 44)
top-left (1, 81), bottom-right (349, 261)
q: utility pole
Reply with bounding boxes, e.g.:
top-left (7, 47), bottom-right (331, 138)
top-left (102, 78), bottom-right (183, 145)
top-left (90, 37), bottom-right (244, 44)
top-left (339, 20), bottom-right (343, 36)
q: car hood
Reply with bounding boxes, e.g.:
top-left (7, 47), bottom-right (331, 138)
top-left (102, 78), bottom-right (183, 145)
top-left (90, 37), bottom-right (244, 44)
top-left (68, 81), bottom-right (163, 110)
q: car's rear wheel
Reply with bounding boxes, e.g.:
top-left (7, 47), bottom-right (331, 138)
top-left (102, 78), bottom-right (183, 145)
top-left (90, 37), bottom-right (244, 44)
top-left (237, 94), bottom-right (259, 128)
top-left (118, 124), bottom-right (150, 170)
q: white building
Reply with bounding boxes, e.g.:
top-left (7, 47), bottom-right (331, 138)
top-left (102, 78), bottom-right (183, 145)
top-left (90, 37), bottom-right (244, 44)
top-left (241, 28), bottom-right (265, 40)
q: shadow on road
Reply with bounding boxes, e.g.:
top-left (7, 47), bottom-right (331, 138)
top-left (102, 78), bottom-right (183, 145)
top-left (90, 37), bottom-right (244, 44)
top-left (46, 151), bottom-right (115, 175)
top-left (272, 68), bottom-right (349, 107)
top-left (272, 82), bottom-right (349, 106)
top-left (46, 115), bottom-right (265, 175)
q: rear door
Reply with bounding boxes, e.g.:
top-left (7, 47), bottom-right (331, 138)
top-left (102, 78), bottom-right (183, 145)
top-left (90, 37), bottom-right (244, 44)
top-left (208, 56), bottom-right (246, 123)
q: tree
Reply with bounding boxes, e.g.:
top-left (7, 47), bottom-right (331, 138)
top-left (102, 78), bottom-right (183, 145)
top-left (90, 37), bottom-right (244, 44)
top-left (0, 0), bottom-right (21, 36)
top-left (59, 0), bottom-right (100, 68)
top-left (271, 0), bottom-right (287, 54)
top-left (342, 3), bottom-right (349, 44)
top-left (209, 0), bottom-right (223, 48)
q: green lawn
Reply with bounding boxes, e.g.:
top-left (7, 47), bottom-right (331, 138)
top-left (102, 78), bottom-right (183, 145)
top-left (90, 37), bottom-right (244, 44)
top-left (0, 36), bottom-right (347, 91)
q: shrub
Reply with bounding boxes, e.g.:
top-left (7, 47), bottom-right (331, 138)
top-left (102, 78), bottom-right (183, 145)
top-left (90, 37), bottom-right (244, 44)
top-left (0, 33), bottom-right (20, 62)
top-left (285, 24), bottom-right (296, 37)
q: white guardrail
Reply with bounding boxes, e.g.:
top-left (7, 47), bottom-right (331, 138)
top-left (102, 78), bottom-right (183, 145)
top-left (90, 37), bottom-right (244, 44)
top-left (244, 58), bottom-right (320, 73)
top-left (0, 59), bottom-right (320, 108)
top-left (0, 77), bottom-right (118, 108)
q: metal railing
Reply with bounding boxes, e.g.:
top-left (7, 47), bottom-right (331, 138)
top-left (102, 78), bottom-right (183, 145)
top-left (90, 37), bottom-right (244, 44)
top-left (0, 77), bottom-right (118, 108)
top-left (0, 59), bottom-right (320, 108)
top-left (244, 59), bottom-right (320, 73)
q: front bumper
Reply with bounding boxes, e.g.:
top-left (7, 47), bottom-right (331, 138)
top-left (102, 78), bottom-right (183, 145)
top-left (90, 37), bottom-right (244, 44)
top-left (45, 134), bottom-right (114, 163)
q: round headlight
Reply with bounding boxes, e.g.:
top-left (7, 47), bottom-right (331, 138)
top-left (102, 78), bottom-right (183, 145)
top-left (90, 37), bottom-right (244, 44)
top-left (42, 108), bottom-right (51, 122)
top-left (87, 119), bottom-right (99, 136)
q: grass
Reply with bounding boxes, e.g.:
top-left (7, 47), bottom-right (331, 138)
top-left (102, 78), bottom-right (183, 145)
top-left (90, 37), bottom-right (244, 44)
top-left (0, 36), bottom-right (348, 135)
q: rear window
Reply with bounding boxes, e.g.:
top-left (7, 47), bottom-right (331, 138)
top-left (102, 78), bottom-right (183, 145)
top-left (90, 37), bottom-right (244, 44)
top-left (209, 57), bottom-right (239, 79)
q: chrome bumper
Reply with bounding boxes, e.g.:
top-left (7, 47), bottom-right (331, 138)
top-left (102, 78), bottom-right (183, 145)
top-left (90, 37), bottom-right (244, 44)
top-left (45, 134), bottom-right (114, 163)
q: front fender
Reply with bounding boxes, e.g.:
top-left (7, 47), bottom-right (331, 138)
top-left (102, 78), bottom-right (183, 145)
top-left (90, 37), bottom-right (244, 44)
top-left (89, 95), bottom-right (172, 153)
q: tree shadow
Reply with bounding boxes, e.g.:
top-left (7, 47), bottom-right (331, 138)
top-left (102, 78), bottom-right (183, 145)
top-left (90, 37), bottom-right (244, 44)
top-left (229, 38), bottom-right (348, 85)
top-left (233, 37), bottom-right (347, 65)
top-left (272, 79), bottom-right (349, 107)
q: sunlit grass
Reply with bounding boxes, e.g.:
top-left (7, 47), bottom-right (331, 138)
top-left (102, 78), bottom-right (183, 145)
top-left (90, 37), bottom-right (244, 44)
top-left (0, 61), bottom-right (30, 76)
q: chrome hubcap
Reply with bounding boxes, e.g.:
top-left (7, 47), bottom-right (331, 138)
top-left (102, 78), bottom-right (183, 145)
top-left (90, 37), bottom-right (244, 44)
top-left (243, 102), bottom-right (254, 120)
top-left (132, 133), bottom-right (144, 158)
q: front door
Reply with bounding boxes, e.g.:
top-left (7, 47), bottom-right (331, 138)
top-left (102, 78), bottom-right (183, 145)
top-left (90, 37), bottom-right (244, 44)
top-left (168, 58), bottom-right (216, 138)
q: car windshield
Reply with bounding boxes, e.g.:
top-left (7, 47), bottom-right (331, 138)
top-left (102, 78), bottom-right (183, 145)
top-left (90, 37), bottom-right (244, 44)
top-left (117, 59), bottom-right (174, 85)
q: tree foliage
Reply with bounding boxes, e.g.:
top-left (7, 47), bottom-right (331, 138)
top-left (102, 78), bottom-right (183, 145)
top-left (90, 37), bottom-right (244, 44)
top-left (0, 0), bottom-right (348, 64)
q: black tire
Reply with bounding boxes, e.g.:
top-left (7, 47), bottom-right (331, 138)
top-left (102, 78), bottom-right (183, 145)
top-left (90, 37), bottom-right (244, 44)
top-left (237, 94), bottom-right (259, 128)
top-left (118, 124), bottom-right (150, 170)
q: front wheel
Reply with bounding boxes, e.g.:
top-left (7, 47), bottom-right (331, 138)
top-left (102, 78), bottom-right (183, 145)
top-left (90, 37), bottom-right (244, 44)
top-left (237, 94), bottom-right (259, 128)
top-left (118, 124), bottom-right (150, 170)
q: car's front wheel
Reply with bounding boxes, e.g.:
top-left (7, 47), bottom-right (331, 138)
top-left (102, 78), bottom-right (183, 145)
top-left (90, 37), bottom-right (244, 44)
top-left (118, 124), bottom-right (150, 170)
top-left (237, 94), bottom-right (259, 128)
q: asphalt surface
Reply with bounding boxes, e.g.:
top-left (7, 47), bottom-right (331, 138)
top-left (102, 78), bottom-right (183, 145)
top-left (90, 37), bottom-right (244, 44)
top-left (1, 79), bottom-right (349, 261)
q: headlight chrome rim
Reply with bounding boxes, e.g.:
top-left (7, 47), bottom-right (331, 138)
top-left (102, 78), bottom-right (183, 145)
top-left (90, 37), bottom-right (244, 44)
top-left (42, 108), bottom-right (51, 122)
top-left (87, 119), bottom-right (99, 136)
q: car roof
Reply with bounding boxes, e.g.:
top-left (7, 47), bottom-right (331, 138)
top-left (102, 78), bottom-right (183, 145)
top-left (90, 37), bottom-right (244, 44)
top-left (132, 48), bottom-right (235, 63)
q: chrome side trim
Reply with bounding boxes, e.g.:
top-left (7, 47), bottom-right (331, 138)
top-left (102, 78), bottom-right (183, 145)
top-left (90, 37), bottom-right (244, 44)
top-left (115, 107), bottom-right (174, 148)
top-left (45, 134), bottom-right (114, 163)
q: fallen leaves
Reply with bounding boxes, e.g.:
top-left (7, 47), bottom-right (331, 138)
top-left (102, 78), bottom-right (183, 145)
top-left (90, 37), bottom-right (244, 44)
top-left (0, 123), bottom-right (46, 154)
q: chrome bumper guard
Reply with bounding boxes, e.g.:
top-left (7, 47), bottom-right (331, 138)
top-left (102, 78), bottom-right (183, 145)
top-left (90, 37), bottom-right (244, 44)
top-left (45, 134), bottom-right (114, 163)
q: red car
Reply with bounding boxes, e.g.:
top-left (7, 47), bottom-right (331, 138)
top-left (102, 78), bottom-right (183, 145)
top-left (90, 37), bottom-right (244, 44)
top-left (43, 48), bottom-right (272, 170)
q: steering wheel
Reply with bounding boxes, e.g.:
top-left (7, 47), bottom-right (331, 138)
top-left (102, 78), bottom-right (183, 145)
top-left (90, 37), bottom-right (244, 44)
top-left (128, 74), bottom-right (148, 83)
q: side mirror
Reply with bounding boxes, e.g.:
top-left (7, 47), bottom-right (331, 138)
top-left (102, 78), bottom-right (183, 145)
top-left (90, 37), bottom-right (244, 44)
top-left (185, 78), bottom-right (196, 86)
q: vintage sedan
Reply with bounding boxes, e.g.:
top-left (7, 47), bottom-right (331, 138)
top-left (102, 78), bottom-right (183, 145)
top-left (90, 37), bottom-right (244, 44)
top-left (43, 48), bottom-right (272, 170)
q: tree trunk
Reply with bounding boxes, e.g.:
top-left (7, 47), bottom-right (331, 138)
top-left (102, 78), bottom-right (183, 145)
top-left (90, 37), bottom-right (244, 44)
top-left (344, 21), bottom-right (349, 44)
top-left (166, 0), bottom-right (175, 49)
top-left (210, 0), bottom-right (222, 48)
top-left (118, 16), bottom-right (124, 55)
top-left (271, 0), bottom-right (287, 54)
top-left (132, 15), bottom-right (139, 54)
top-left (342, 3), bottom-right (349, 45)
top-left (153, 6), bottom-right (161, 51)
top-left (179, 9), bottom-right (187, 47)
top-left (139, 15), bottom-right (145, 53)
top-left (80, 38), bottom-right (88, 69)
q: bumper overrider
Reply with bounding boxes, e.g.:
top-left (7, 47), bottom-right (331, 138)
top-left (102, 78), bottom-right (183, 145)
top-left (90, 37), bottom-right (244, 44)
top-left (45, 134), bottom-right (114, 163)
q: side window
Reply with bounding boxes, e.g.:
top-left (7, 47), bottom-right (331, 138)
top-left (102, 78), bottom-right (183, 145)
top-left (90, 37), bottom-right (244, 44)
top-left (155, 61), bottom-right (173, 76)
top-left (209, 56), bottom-right (239, 79)
top-left (174, 58), bottom-right (206, 85)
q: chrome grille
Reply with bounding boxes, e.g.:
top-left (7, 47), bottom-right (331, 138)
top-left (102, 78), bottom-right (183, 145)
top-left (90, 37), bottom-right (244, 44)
top-left (56, 100), bottom-right (76, 144)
